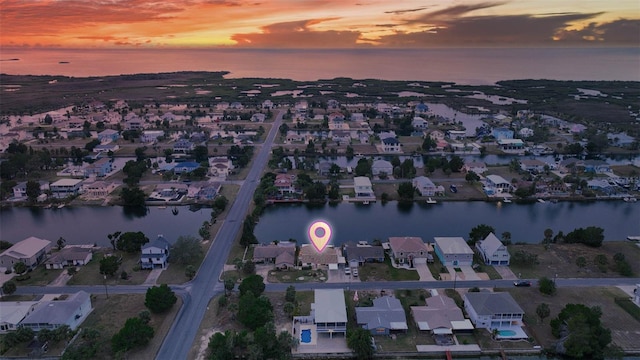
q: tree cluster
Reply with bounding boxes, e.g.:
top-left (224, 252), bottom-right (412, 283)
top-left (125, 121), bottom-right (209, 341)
top-left (564, 226), bottom-right (605, 247)
top-left (550, 304), bottom-right (611, 359)
top-left (145, 284), bottom-right (177, 314)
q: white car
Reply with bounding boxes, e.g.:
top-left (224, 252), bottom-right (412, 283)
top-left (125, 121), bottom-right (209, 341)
top-left (345, 267), bottom-right (351, 276)
top-left (352, 268), bottom-right (359, 277)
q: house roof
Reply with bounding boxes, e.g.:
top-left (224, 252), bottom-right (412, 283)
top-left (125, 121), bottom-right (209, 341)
top-left (413, 176), bottom-right (435, 188)
top-left (486, 174), bottom-right (510, 185)
top-left (464, 292), bottom-right (524, 316)
top-left (1, 237), bottom-right (51, 259)
top-left (355, 296), bottom-right (408, 330)
top-left (44, 247), bottom-right (92, 265)
top-left (51, 178), bottom-right (83, 187)
top-left (372, 160), bottom-right (392, 168)
top-left (382, 137), bottom-right (400, 145)
top-left (253, 244), bottom-right (296, 260)
top-left (344, 244), bottom-right (384, 262)
top-left (142, 235), bottom-right (170, 250)
top-left (388, 237), bottom-right (427, 254)
top-left (433, 237), bottom-right (473, 255)
top-left (0, 301), bottom-right (38, 326)
top-left (354, 176), bottom-right (372, 187)
top-left (313, 289), bottom-right (347, 323)
top-left (20, 291), bottom-right (91, 327)
top-left (476, 233), bottom-right (505, 257)
top-left (299, 245), bottom-right (340, 265)
top-left (411, 295), bottom-right (466, 331)
top-left (275, 251), bottom-right (295, 266)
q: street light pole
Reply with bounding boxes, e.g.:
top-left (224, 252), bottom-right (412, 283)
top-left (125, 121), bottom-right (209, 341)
top-left (104, 275), bottom-right (109, 299)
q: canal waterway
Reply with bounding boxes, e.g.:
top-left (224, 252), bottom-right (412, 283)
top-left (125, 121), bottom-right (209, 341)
top-left (1, 200), bottom-right (638, 247)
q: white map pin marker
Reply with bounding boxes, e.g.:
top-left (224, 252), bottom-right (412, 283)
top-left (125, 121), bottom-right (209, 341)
top-left (308, 220), bottom-right (332, 252)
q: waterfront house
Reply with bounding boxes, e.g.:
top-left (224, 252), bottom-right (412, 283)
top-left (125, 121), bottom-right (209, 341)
top-left (433, 237), bottom-right (474, 266)
top-left (353, 176), bottom-right (375, 200)
top-left (356, 296), bottom-right (408, 335)
top-left (298, 245), bottom-right (342, 268)
top-left (582, 159), bottom-right (612, 174)
top-left (275, 173), bottom-right (297, 195)
top-left (411, 294), bottom-right (474, 335)
top-left (93, 143), bottom-right (119, 153)
top-left (209, 157), bottom-right (233, 178)
top-left (379, 131), bottom-right (397, 140)
top-left (463, 161), bottom-right (488, 175)
top-left (12, 181), bottom-right (49, 199)
top-left (491, 127), bottom-right (514, 140)
top-left (97, 129), bottom-right (119, 143)
top-left (412, 176), bottom-right (437, 196)
top-left (343, 243), bottom-right (385, 268)
top-left (82, 181), bottom-right (117, 199)
top-left (372, 160), bottom-right (393, 177)
top-left (262, 100), bottom-right (274, 109)
top-left (463, 292), bottom-right (524, 332)
top-left (50, 178), bottom-right (83, 198)
top-left (381, 137), bottom-right (401, 153)
top-left (252, 243), bottom-right (296, 269)
top-left (140, 235), bottom-right (170, 270)
top-left (485, 175), bottom-right (512, 193)
top-left (476, 233), bottom-right (510, 265)
top-left (388, 236), bottom-right (428, 267)
top-left (0, 237), bottom-right (52, 271)
top-left (587, 179), bottom-right (616, 195)
top-left (195, 184), bottom-right (221, 201)
top-left (497, 139), bottom-right (525, 153)
top-left (19, 291), bottom-right (92, 332)
top-left (44, 247), bottom-right (93, 270)
top-left (447, 130), bottom-right (466, 140)
top-left (519, 159), bottom-right (547, 173)
top-left (293, 289), bottom-right (347, 338)
top-left (558, 158), bottom-right (580, 173)
top-left (0, 301), bottom-right (38, 333)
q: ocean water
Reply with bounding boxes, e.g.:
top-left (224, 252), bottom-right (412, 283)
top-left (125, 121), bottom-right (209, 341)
top-left (1, 47), bottom-right (638, 84)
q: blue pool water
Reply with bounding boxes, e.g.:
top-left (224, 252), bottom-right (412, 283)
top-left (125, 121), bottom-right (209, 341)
top-left (499, 330), bottom-right (517, 336)
top-left (300, 329), bottom-right (312, 343)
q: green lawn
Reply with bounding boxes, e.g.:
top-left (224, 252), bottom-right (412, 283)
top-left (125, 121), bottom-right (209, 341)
top-left (11, 266), bottom-right (62, 286)
top-left (66, 249), bottom-right (148, 286)
top-left (267, 268), bottom-right (327, 283)
top-left (358, 255), bottom-right (420, 281)
top-left (294, 290), bottom-right (314, 316)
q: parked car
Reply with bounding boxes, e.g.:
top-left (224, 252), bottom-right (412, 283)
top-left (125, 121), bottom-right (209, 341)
top-left (352, 268), bottom-right (359, 277)
top-left (514, 280), bottom-right (532, 287)
top-left (449, 184), bottom-right (458, 193)
top-left (345, 267), bottom-right (351, 276)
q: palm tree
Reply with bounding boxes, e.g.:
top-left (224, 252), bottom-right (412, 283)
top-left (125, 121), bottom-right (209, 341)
top-left (56, 237), bottom-right (66, 250)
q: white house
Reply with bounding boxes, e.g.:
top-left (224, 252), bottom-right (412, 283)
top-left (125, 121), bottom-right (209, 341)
top-left (44, 247), bottom-right (93, 270)
top-left (354, 176), bottom-right (374, 199)
top-left (411, 117), bottom-right (428, 129)
top-left (50, 178), bottom-right (83, 199)
top-left (381, 137), bottom-right (401, 153)
top-left (372, 160), bottom-right (393, 177)
top-left (412, 176), bottom-right (437, 196)
top-left (519, 128), bottom-right (534, 138)
top-left (485, 175), bottom-right (512, 193)
top-left (519, 159), bottom-right (547, 173)
top-left (433, 237), bottom-right (474, 266)
top-left (140, 235), bottom-right (170, 270)
top-left (0, 301), bottom-right (38, 333)
top-left (463, 292), bottom-right (524, 331)
top-left (476, 233), bottom-right (510, 265)
top-left (463, 161), bottom-right (488, 175)
top-left (19, 291), bottom-right (92, 332)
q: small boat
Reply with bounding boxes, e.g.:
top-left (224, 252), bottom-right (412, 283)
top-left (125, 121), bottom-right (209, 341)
top-left (44, 204), bottom-right (53, 209)
top-left (58, 61), bottom-right (70, 64)
top-left (426, 198), bottom-right (437, 204)
top-left (172, 207), bottom-right (179, 215)
top-left (624, 197), bottom-right (637, 203)
top-left (57, 204), bottom-right (66, 209)
top-left (537, 199), bottom-right (546, 203)
top-left (502, 198), bottom-right (512, 203)
top-left (362, 200), bottom-right (370, 205)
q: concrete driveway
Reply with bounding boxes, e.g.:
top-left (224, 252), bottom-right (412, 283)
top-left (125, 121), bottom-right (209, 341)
top-left (413, 258), bottom-right (435, 281)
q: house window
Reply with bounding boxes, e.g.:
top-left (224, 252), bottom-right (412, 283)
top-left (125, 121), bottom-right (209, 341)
top-left (399, 252), bottom-right (404, 257)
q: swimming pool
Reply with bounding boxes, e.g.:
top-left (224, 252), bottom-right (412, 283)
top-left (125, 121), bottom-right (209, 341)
top-left (300, 329), bottom-right (312, 344)
top-left (498, 329), bottom-right (517, 336)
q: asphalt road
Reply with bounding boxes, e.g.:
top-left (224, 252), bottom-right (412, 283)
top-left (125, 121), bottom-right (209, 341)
top-left (151, 110), bottom-right (284, 359)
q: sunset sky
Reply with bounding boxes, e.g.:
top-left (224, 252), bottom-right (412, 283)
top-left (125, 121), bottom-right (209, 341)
top-left (1, 0), bottom-right (638, 49)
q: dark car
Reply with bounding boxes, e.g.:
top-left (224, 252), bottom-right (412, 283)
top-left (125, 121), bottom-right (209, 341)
top-left (449, 184), bottom-right (458, 193)
top-left (514, 280), bottom-right (532, 287)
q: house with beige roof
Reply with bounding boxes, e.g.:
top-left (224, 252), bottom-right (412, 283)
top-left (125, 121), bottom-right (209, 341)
top-left (411, 294), bottom-right (474, 336)
top-left (252, 242), bottom-right (296, 269)
top-left (0, 301), bottom-right (39, 333)
top-left (388, 236), bottom-right (429, 267)
top-left (44, 247), bottom-right (93, 270)
top-left (298, 244), bottom-right (343, 268)
top-left (0, 237), bottom-right (52, 271)
top-left (433, 237), bottom-right (474, 266)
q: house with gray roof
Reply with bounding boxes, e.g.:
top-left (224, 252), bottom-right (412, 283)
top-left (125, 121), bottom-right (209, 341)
top-left (476, 232), bottom-right (510, 265)
top-left (463, 292), bottom-right (524, 330)
top-left (356, 296), bottom-right (408, 335)
top-left (388, 237), bottom-right (429, 267)
top-left (19, 291), bottom-right (92, 332)
top-left (294, 289), bottom-right (347, 338)
top-left (141, 235), bottom-right (170, 269)
top-left (371, 159), bottom-right (393, 177)
top-left (0, 237), bottom-right (52, 271)
top-left (433, 237), bottom-right (474, 266)
top-left (343, 243), bottom-right (384, 267)
top-left (412, 176), bottom-right (437, 196)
